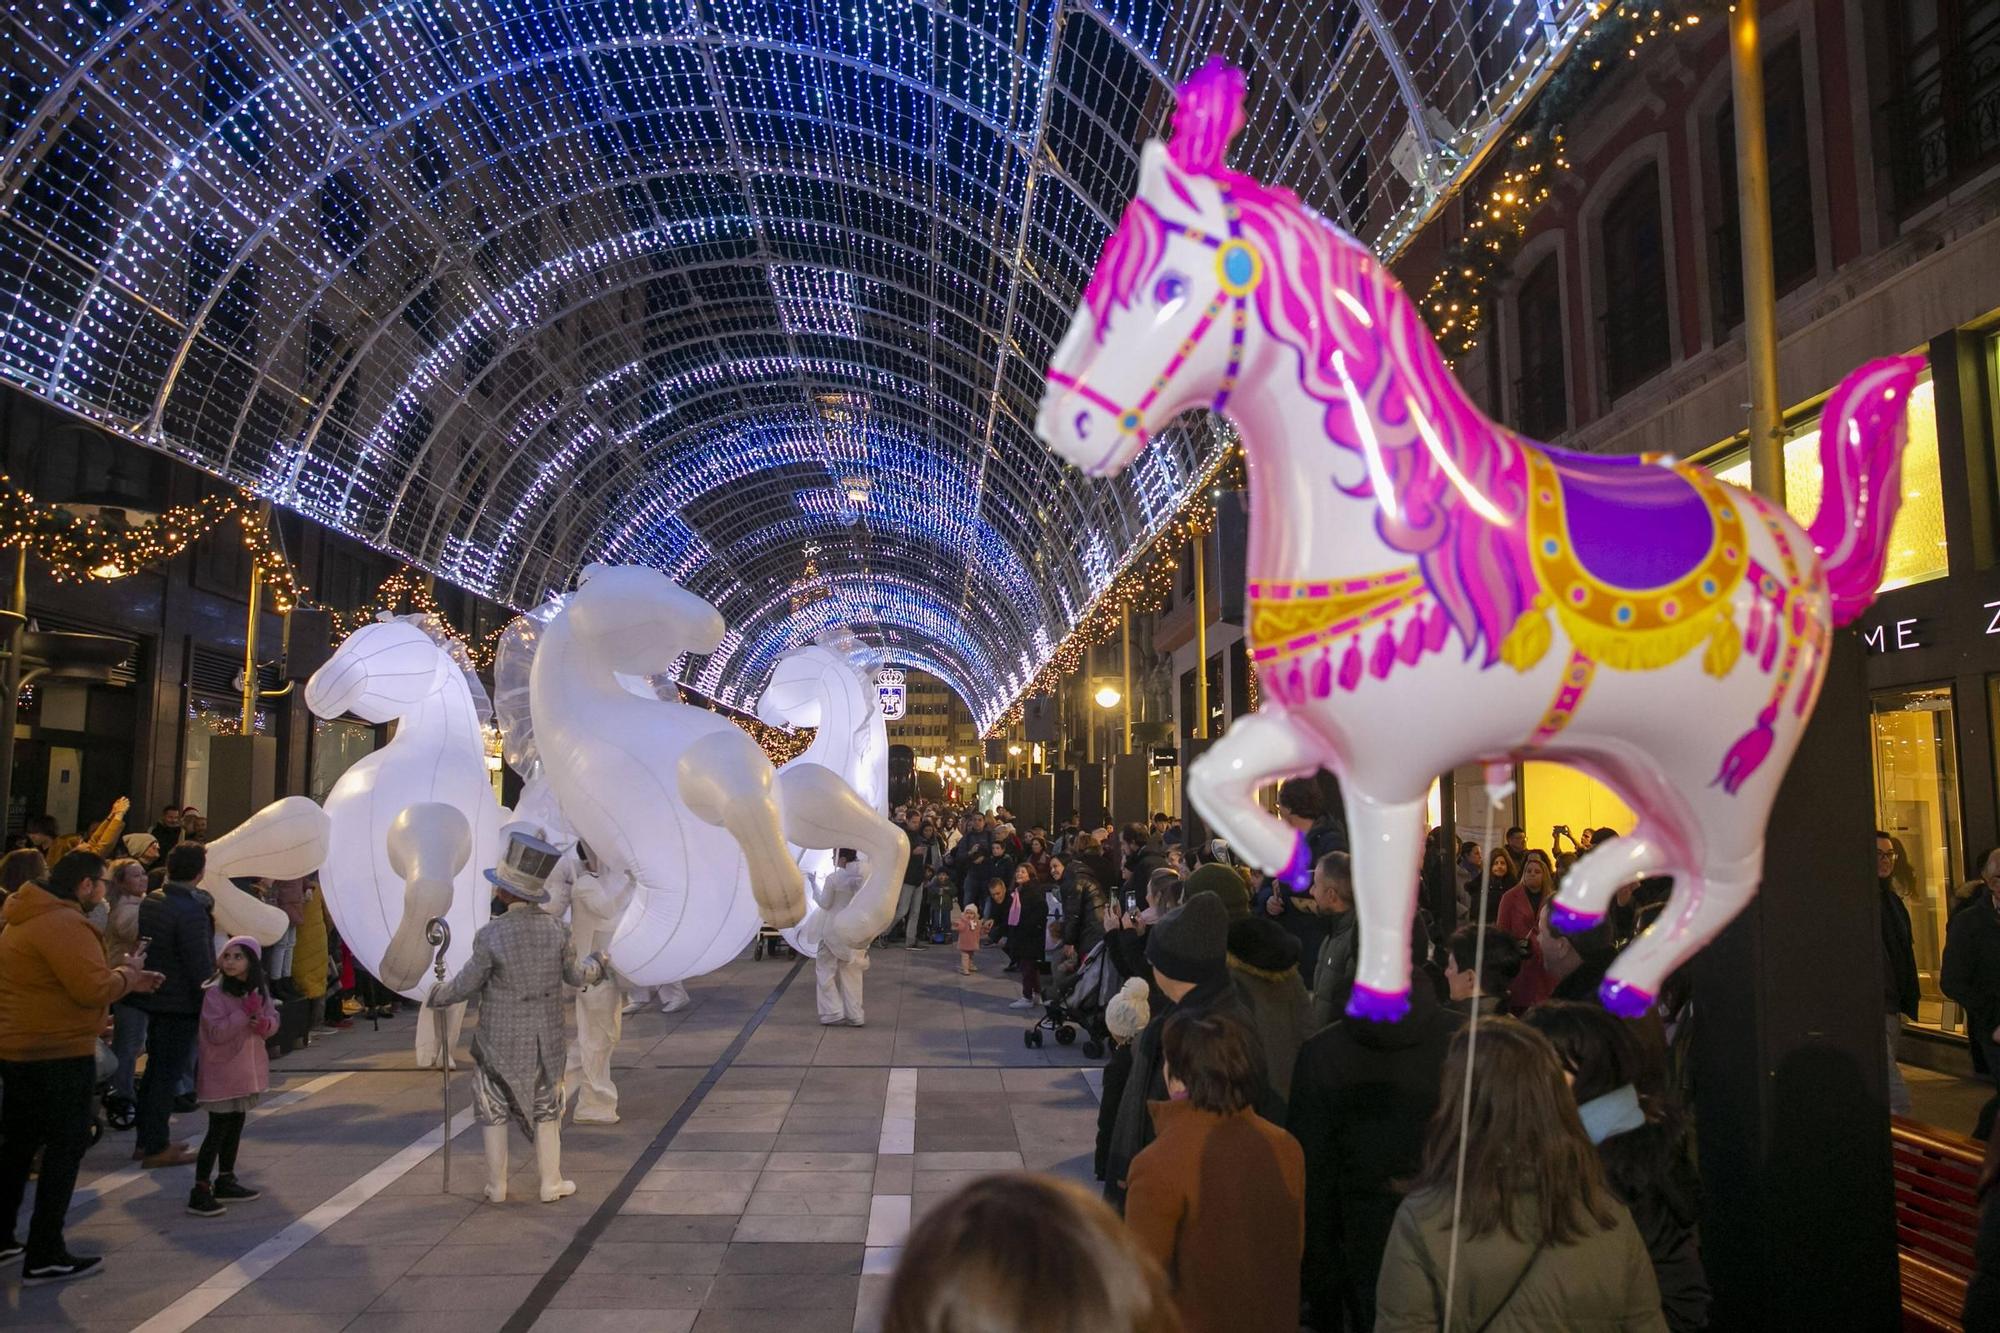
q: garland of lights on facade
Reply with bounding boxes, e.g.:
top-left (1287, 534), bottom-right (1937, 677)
top-left (0, 478), bottom-right (305, 611)
top-left (1420, 2), bottom-right (1728, 360)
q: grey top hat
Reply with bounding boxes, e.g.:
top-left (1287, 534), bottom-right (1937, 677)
top-left (484, 829), bottom-right (563, 903)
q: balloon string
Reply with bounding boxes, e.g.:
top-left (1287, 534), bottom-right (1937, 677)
top-left (1443, 793), bottom-right (1502, 1330)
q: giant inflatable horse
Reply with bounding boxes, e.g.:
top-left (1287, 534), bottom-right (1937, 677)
top-left (530, 564), bottom-right (909, 985)
top-left (305, 615), bottom-right (505, 1063)
top-left (1037, 60), bottom-right (1922, 1021)
top-left (757, 638), bottom-right (894, 955)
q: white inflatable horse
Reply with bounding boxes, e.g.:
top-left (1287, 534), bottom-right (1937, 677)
top-left (757, 639), bottom-right (893, 956)
top-left (304, 615), bottom-right (505, 1064)
top-left (529, 564), bottom-right (909, 985)
top-left (200, 796), bottom-right (332, 945)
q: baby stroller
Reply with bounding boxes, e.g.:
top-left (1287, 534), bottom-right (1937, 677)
top-left (1023, 936), bottom-right (1123, 1058)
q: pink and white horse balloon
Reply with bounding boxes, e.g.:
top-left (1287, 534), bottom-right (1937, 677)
top-left (1037, 60), bottom-right (1921, 1020)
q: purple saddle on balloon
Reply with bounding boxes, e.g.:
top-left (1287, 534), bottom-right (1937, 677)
top-left (1546, 450), bottom-right (1715, 590)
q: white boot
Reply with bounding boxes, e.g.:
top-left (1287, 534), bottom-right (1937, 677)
top-left (535, 1119), bottom-right (575, 1202)
top-left (480, 1124), bottom-right (509, 1204)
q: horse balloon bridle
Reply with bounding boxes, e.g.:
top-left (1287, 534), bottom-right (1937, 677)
top-left (1049, 190), bottom-right (1263, 472)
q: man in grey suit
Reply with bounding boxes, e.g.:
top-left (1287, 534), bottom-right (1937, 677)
top-left (428, 830), bottom-right (607, 1204)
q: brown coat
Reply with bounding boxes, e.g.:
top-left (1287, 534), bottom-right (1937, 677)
top-left (0, 882), bottom-right (131, 1060)
top-left (1124, 1099), bottom-right (1306, 1333)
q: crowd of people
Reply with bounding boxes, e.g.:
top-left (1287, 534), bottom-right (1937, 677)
top-left (1, 787), bottom-right (1983, 1327)
top-left (873, 785), bottom-right (1709, 1330)
top-left (0, 798), bottom-right (426, 1283)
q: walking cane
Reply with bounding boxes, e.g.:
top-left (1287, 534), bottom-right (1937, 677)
top-left (425, 917), bottom-right (451, 1192)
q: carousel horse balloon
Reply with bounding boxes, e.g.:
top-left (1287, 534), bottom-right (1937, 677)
top-left (305, 615), bottom-right (505, 1062)
top-left (1037, 59), bottom-right (1923, 1021)
top-left (199, 796), bottom-right (332, 945)
top-left (756, 637), bottom-right (894, 954)
top-left (530, 564), bottom-right (909, 984)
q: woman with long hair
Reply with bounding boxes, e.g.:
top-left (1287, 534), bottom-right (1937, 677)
top-left (884, 1173), bottom-right (1179, 1333)
top-left (1006, 860), bottom-right (1050, 1008)
top-left (1375, 1019), bottom-right (1666, 1331)
top-left (1525, 1002), bottom-right (1710, 1331)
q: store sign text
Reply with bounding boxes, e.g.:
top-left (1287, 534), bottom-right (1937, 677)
top-left (1863, 619), bottom-right (1925, 653)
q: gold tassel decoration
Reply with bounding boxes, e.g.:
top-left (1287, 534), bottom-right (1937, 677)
top-left (1499, 599), bottom-right (1553, 672)
top-left (1703, 606), bottom-right (1742, 679)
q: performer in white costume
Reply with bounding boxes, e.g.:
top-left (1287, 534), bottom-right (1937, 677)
top-left (527, 565), bottom-right (909, 989)
top-left (815, 849), bottom-right (869, 1027)
top-left (542, 840), bottom-right (632, 1124)
top-left (621, 983), bottom-right (690, 1016)
top-left (427, 830), bottom-right (606, 1203)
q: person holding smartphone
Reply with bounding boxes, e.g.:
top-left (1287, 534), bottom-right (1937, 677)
top-left (0, 850), bottom-right (166, 1283)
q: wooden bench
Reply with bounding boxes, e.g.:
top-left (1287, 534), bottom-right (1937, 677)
top-left (1893, 1115), bottom-right (1984, 1331)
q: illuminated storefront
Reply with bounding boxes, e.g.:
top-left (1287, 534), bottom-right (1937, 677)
top-left (1506, 344), bottom-right (2000, 1042)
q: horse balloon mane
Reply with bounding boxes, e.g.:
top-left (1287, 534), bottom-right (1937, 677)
top-left (1038, 59), bottom-right (1922, 1021)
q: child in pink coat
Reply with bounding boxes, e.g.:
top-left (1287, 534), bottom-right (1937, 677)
top-left (187, 935), bottom-right (280, 1218)
top-left (955, 904), bottom-right (983, 975)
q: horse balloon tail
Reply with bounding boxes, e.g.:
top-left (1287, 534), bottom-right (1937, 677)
top-left (1805, 355), bottom-right (1927, 626)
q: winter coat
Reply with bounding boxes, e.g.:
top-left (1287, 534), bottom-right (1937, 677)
top-left (1096, 1040), bottom-right (1133, 1181)
top-left (1287, 981), bottom-right (1461, 1331)
top-left (1496, 883), bottom-right (1555, 1010)
top-left (1226, 916), bottom-right (1312, 1102)
top-left (1310, 911), bottom-right (1359, 1030)
top-left (1882, 883), bottom-right (1921, 1019)
top-left (429, 902), bottom-right (600, 1118)
top-left (0, 883), bottom-right (134, 1060)
top-left (1122, 840), bottom-right (1170, 900)
top-left (196, 982), bottom-right (279, 1102)
top-left (268, 877), bottom-right (309, 929)
top-left (1376, 1189), bottom-right (1668, 1332)
top-left (1252, 881), bottom-right (1330, 983)
top-left (1104, 974), bottom-right (1282, 1209)
top-left (1063, 877), bottom-right (1109, 957)
top-left (1004, 888), bottom-right (1048, 968)
top-left (129, 882), bottom-right (215, 1016)
top-left (1125, 1099), bottom-right (1306, 1333)
top-left (1602, 1129), bottom-right (1711, 1333)
top-left (291, 887), bottom-right (330, 999)
top-left (49, 809), bottom-right (126, 863)
top-left (1944, 895), bottom-right (2000, 1044)
top-left (103, 892), bottom-right (143, 970)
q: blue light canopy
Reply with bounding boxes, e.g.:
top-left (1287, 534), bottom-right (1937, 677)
top-left (0, 0), bottom-right (1600, 727)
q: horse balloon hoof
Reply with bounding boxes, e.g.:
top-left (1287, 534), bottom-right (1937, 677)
top-left (1599, 978), bottom-right (1655, 1019)
top-left (1344, 983), bottom-right (1410, 1023)
top-left (1549, 903), bottom-right (1603, 935)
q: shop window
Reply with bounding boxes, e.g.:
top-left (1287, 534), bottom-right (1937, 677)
top-left (1598, 165), bottom-right (1672, 401)
top-left (1711, 37), bottom-right (1817, 336)
top-left (1520, 762), bottom-right (1638, 863)
top-left (1512, 251), bottom-right (1568, 438)
top-left (309, 717), bottom-right (377, 803)
top-left (182, 700), bottom-right (275, 812)
top-left (1873, 685), bottom-right (1963, 1033)
top-left (1713, 373), bottom-right (1947, 592)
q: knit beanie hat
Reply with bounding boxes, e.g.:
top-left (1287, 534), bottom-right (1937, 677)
top-left (1187, 863), bottom-right (1250, 922)
top-left (1145, 891), bottom-right (1230, 986)
top-left (223, 934), bottom-right (263, 958)
top-left (1106, 977), bottom-right (1151, 1040)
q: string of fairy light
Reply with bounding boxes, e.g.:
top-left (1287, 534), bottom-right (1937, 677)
top-left (0, 478), bottom-right (306, 612)
top-left (983, 443), bottom-right (1245, 738)
top-left (1419, 1), bottom-right (1728, 360)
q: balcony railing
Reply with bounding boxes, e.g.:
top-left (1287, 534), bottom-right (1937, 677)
top-left (1890, 31), bottom-right (2000, 211)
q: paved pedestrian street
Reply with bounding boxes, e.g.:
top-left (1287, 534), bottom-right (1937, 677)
top-left (2, 943), bottom-right (1103, 1332)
